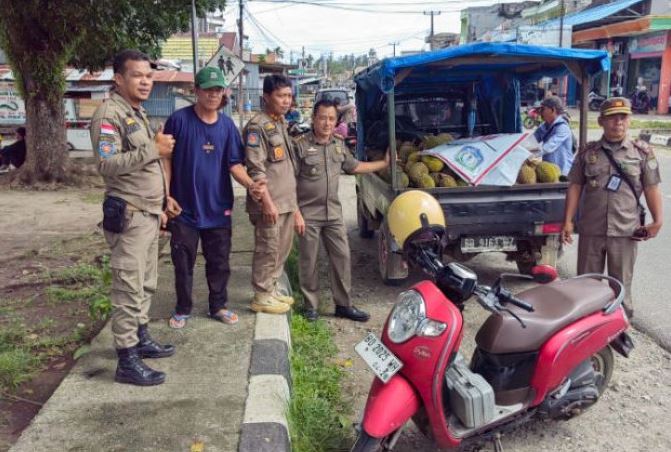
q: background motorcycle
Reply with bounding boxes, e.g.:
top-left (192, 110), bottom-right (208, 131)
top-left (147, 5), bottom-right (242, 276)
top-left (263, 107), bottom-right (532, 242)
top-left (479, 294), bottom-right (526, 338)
top-left (522, 106), bottom-right (542, 129)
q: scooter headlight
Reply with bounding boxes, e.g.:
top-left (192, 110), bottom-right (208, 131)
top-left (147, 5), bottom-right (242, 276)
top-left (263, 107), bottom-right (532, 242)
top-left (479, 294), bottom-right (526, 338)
top-left (388, 290), bottom-right (426, 343)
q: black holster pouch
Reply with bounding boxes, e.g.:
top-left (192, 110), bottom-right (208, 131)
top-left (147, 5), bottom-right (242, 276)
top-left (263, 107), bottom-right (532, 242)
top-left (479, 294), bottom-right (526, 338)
top-left (102, 196), bottom-right (127, 233)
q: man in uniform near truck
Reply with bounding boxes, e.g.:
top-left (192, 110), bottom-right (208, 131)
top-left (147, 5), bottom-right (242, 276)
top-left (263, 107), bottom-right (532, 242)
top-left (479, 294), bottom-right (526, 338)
top-left (561, 97), bottom-right (663, 318)
top-left (293, 99), bottom-right (389, 322)
top-left (244, 74), bottom-right (298, 314)
top-left (91, 49), bottom-right (176, 386)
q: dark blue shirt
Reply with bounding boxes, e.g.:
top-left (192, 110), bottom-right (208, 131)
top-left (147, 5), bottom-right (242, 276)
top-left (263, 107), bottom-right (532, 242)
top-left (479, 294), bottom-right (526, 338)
top-left (164, 106), bottom-right (243, 229)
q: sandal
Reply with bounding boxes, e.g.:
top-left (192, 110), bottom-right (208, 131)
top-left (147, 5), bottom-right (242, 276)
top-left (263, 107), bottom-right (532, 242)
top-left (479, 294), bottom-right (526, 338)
top-left (209, 308), bottom-right (239, 325)
top-left (169, 313), bottom-right (189, 329)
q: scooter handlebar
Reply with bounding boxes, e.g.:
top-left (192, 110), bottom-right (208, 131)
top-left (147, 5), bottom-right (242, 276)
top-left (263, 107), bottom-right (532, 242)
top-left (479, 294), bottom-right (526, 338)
top-left (499, 290), bottom-right (535, 312)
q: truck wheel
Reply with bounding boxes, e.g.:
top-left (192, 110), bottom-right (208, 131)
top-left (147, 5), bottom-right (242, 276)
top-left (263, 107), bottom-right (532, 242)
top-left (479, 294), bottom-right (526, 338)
top-left (378, 223), bottom-right (408, 286)
top-left (516, 259), bottom-right (536, 275)
top-left (358, 198), bottom-right (375, 239)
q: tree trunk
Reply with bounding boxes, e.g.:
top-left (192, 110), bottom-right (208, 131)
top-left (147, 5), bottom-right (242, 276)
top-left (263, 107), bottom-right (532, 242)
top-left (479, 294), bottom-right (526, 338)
top-left (17, 92), bottom-right (68, 184)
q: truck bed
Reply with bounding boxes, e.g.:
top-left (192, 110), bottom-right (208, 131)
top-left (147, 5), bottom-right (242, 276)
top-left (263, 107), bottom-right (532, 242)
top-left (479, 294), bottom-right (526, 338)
top-left (357, 173), bottom-right (567, 242)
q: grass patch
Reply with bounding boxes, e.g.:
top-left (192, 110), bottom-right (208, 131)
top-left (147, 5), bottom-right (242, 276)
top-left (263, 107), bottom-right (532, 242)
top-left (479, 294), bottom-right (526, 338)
top-left (0, 322), bottom-right (40, 391)
top-left (43, 260), bottom-right (112, 320)
top-left (285, 242), bottom-right (353, 451)
top-left (288, 316), bottom-right (353, 452)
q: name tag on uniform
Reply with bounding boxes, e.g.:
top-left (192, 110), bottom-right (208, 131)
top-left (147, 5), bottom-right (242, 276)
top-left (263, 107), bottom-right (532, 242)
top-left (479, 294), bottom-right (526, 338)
top-left (606, 174), bottom-right (622, 192)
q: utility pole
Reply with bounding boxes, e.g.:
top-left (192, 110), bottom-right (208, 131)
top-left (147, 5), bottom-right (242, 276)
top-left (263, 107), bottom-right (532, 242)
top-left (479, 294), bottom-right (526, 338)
top-left (237, 0), bottom-right (244, 129)
top-left (423, 11), bottom-right (442, 40)
top-left (389, 41), bottom-right (399, 57)
top-left (558, 0), bottom-right (565, 47)
top-left (190, 0), bottom-right (199, 73)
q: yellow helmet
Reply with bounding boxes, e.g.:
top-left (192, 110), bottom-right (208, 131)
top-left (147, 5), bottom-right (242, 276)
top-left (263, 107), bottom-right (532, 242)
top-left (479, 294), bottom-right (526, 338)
top-left (387, 190), bottom-right (446, 251)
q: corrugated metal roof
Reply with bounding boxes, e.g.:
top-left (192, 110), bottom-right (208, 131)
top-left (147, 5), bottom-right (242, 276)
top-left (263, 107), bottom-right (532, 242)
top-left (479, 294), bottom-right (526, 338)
top-left (543, 0), bottom-right (644, 28)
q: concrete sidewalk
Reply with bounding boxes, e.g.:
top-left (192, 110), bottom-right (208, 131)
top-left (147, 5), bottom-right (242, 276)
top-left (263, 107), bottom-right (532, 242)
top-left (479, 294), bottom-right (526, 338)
top-left (9, 199), bottom-right (283, 452)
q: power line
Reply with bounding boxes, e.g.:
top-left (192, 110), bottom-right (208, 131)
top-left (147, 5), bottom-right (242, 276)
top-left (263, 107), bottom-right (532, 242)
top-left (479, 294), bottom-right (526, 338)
top-left (248, 0), bottom-right (475, 14)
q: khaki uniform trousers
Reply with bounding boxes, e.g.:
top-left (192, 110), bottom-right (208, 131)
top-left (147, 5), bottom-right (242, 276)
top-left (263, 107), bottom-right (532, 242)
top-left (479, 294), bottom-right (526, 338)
top-left (577, 235), bottom-right (637, 317)
top-left (298, 220), bottom-right (352, 310)
top-left (250, 212), bottom-right (295, 295)
top-left (104, 210), bottom-right (160, 349)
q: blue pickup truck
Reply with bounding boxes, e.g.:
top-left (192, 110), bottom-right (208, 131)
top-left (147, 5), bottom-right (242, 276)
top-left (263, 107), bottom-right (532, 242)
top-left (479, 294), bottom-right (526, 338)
top-left (353, 42), bottom-right (609, 284)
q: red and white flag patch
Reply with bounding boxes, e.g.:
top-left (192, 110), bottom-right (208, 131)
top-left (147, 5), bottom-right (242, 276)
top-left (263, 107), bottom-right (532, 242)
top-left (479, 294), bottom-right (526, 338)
top-left (100, 122), bottom-right (116, 135)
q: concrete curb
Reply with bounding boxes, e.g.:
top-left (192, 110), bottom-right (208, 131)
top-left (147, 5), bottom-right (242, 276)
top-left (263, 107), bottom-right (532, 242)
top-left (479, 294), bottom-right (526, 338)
top-left (238, 311), bottom-right (292, 452)
top-left (639, 130), bottom-right (671, 147)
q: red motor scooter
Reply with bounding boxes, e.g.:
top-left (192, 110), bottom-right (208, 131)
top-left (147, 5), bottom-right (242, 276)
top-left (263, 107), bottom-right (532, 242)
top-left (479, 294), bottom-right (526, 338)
top-left (352, 214), bottom-right (633, 451)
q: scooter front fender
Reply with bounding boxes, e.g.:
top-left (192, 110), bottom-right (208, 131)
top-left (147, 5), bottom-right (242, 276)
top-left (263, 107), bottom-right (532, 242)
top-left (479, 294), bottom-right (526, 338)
top-left (361, 375), bottom-right (421, 438)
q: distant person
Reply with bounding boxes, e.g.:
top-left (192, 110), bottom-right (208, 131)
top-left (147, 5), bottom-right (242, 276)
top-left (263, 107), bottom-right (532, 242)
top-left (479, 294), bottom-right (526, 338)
top-left (163, 67), bottom-right (265, 329)
top-left (0, 127), bottom-right (26, 173)
top-left (533, 96), bottom-right (573, 175)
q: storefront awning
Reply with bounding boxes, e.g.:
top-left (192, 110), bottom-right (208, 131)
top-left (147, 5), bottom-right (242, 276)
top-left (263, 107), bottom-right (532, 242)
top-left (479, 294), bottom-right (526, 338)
top-left (542, 0), bottom-right (645, 28)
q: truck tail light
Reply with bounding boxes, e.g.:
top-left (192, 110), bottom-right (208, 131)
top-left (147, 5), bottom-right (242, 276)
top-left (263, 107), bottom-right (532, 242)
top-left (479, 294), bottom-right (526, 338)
top-left (535, 223), bottom-right (562, 235)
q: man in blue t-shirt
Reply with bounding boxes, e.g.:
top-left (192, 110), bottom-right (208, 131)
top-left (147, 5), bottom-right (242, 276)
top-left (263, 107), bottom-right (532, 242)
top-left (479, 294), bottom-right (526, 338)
top-left (163, 67), bottom-right (265, 329)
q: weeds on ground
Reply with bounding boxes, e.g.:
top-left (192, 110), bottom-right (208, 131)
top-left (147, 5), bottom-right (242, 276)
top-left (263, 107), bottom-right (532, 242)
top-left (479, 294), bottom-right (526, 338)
top-left (285, 242), bottom-right (352, 452)
top-left (43, 259), bottom-right (112, 320)
top-left (288, 316), bottom-right (353, 452)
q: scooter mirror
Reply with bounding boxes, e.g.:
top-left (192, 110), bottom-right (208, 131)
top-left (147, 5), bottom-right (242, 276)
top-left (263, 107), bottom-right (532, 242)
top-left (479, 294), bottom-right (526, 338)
top-left (531, 264), bottom-right (558, 284)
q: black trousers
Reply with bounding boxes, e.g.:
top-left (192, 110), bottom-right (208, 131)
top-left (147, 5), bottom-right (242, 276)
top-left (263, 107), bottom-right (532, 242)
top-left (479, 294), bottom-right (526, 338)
top-left (169, 220), bottom-right (232, 316)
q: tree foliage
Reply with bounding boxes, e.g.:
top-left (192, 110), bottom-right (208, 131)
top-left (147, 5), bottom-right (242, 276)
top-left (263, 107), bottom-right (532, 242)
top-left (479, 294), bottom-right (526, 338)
top-left (0, 0), bottom-right (226, 184)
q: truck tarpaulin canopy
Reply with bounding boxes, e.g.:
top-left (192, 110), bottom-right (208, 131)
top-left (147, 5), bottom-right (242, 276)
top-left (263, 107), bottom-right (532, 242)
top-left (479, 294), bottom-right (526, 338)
top-left (354, 42), bottom-right (609, 94)
top-left (353, 42), bottom-right (609, 141)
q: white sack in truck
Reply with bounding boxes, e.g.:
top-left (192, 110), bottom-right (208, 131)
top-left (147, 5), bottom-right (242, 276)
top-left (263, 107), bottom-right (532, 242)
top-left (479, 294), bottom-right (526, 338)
top-left (422, 133), bottom-right (531, 186)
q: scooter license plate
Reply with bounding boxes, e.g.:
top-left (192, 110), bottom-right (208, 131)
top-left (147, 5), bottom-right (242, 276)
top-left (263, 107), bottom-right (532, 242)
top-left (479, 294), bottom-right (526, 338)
top-left (355, 333), bottom-right (403, 384)
top-left (461, 236), bottom-right (517, 253)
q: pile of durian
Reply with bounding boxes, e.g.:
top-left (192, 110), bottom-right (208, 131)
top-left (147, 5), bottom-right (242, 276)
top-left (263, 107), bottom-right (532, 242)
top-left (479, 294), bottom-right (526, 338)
top-left (378, 134), bottom-right (468, 189)
top-left (376, 134), bottom-right (562, 188)
top-left (516, 159), bottom-right (561, 184)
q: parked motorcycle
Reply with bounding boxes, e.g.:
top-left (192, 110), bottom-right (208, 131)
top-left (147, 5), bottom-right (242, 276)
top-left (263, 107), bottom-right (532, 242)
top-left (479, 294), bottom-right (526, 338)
top-left (288, 120), bottom-right (311, 137)
top-left (352, 191), bottom-right (634, 452)
top-left (588, 90), bottom-right (606, 112)
top-left (522, 106), bottom-right (542, 129)
top-left (630, 85), bottom-right (651, 114)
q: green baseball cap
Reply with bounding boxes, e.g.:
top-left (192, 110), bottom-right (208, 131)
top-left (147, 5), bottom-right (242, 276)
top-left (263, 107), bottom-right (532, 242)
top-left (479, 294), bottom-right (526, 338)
top-left (195, 67), bottom-right (227, 89)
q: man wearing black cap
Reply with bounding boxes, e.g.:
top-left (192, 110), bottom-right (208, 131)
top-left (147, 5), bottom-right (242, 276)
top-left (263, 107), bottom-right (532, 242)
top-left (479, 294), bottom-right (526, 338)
top-left (561, 97), bottom-right (663, 318)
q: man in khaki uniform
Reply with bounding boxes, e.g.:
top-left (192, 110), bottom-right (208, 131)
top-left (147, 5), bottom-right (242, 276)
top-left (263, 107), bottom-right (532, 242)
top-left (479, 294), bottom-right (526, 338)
top-left (91, 50), bottom-right (176, 386)
top-left (244, 75), bottom-right (297, 314)
top-left (294, 99), bottom-right (389, 322)
top-left (562, 97), bottom-right (663, 318)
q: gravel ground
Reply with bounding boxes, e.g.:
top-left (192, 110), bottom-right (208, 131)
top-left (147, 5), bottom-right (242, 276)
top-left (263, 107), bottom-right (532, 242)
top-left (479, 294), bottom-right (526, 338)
top-left (316, 227), bottom-right (671, 452)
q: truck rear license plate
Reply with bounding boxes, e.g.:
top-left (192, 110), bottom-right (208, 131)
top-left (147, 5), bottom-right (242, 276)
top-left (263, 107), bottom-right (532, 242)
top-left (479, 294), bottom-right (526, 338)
top-left (461, 236), bottom-right (517, 253)
top-left (355, 333), bottom-right (403, 384)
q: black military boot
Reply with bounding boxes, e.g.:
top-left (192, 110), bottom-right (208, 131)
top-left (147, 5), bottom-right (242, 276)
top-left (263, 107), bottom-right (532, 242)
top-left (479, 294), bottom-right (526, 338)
top-left (115, 347), bottom-right (166, 386)
top-left (136, 323), bottom-right (176, 359)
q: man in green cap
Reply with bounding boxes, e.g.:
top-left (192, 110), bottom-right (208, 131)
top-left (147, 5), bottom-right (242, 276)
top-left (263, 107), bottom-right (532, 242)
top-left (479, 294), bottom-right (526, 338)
top-left (561, 97), bottom-right (663, 318)
top-left (162, 66), bottom-right (266, 329)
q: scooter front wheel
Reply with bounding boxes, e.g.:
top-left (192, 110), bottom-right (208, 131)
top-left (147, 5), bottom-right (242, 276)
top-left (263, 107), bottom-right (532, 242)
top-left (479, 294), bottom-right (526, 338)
top-left (351, 431), bottom-right (387, 452)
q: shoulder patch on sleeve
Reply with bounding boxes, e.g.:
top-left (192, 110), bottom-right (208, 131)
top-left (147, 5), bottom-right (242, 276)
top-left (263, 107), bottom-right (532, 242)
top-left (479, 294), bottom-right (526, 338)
top-left (98, 140), bottom-right (116, 159)
top-left (246, 131), bottom-right (260, 147)
top-left (100, 122), bottom-right (117, 135)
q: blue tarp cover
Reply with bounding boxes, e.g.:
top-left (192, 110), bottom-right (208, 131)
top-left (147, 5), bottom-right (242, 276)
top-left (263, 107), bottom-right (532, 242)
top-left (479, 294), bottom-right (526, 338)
top-left (354, 42), bottom-right (610, 94)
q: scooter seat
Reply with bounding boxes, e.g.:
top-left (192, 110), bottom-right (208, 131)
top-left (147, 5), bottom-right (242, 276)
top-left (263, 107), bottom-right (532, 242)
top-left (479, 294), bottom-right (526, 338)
top-left (475, 277), bottom-right (616, 354)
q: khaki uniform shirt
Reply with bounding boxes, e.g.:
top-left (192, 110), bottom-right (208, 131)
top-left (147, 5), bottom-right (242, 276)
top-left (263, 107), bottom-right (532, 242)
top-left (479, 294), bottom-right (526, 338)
top-left (243, 112), bottom-right (297, 214)
top-left (294, 132), bottom-right (359, 222)
top-left (91, 92), bottom-right (164, 215)
top-left (568, 137), bottom-right (661, 236)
